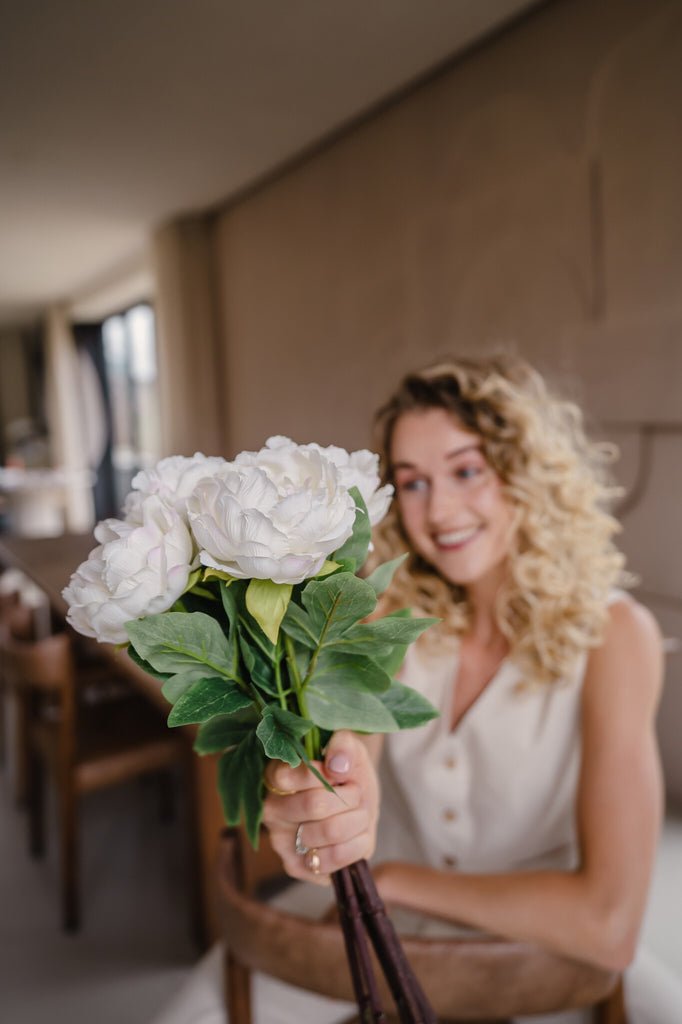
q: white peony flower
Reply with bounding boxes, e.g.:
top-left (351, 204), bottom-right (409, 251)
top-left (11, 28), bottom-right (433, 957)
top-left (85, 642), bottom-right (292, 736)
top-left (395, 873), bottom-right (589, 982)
top-left (187, 443), bottom-right (356, 585)
top-left (123, 452), bottom-right (226, 523)
top-left (265, 436), bottom-right (393, 526)
top-left (63, 496), bottom-right (195, 644)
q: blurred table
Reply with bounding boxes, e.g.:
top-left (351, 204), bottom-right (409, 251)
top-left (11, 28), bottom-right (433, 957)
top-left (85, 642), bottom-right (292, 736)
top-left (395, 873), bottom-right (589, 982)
top-left (0, 531), bottom-right (224, 944)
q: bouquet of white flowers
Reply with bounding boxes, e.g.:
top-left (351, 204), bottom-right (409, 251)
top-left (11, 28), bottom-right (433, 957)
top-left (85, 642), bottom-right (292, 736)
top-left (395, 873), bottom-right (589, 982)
top-left (63, 436), bottom-right (439, 1023)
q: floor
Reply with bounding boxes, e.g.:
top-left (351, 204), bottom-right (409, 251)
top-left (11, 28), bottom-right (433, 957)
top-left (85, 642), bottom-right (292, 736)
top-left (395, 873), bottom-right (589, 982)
top-left (1, 760), bottom-right (681, 1024)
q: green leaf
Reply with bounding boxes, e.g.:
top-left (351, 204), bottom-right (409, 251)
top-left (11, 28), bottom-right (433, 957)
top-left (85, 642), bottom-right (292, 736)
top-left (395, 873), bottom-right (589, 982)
top-left (126, 644), bottom-right (172, 682)
top-left (126, 612), bottom-right (237, 679)
top-left (161, 669), bottom-right (213, 705)
top-left (306, 680), bottom-right (398, 732)
top-left (183, 568), bottom-right (203, 593)
top-left (313, 649), bottom-right (391, 693)
top-left (217, 733), bottom-right (266, 847)
top-left (370, 643), bottom-right (409, 679)
top-left (281, 601), bottom-right (318, 648)
top-left (194, 707), bottom-right (259, 755)
top-left (167, 677), bottom-right (253, 727)
top-left (256, 705), bottom-right (314, 767)
top-left (238, 632), bottom-right (278, 696)
top-left (203, 567), bottom-right (238, 583)
top-left (302, 572), bottom-right (377, 642)
top-left (296, 740), bottom-right (335, 793)
top-left (332, 487), bottom-right (371, 570)
top-left (364, 554), bottom-right (408, 597)
top-left (378, 680), bottom-right (440, 729)
top-left (341, 614), bottom-right (439, 648)
top-left (316, 560), bottom-right (341, 577)
top-left (246, 578), bottom-right (293, 645)
top-left (219, 580), bottom-right (238, 628)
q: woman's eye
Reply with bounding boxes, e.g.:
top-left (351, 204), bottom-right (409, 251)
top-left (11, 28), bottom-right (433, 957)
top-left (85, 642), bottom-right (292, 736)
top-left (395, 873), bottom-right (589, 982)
top-left (397, 478), bottom-right (427, 493)
top-left (454, 465), bottom-right (483, 481)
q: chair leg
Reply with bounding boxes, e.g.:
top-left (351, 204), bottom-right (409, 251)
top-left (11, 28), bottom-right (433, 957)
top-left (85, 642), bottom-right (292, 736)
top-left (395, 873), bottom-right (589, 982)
top-left (13, 690), bottom-right (30, 807)
top-left (594, 978), bottom-right (627, 1024)
top-left (224, 950), bottom-right (252, 1024)
top-left (0, 680), bottom-right (6, 768)
top-left (27, 747), bottom-right (46, 857)
top-left (182, 753), bottom-right (205, 950)
top-left (57, 775), bottom-right (79, 932)
top-left (157, 769), bottom-right (176, 823)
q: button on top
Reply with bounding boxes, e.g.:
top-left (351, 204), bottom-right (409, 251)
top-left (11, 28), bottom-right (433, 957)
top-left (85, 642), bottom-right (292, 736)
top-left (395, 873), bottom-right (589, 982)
top-left (442, 807), bottom-right (458, 822)
top-left (444, 755), bottom-right (457, 770)
top-left (442, 855), bottom-right (458, 869)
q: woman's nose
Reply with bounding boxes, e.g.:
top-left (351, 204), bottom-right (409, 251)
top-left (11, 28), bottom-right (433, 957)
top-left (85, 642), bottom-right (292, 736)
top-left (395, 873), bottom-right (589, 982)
top-left (426, 481), bottom-right (460, 527)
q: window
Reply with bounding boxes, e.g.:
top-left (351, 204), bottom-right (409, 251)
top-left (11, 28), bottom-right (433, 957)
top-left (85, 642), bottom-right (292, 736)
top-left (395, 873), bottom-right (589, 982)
top-left (101, 303), bottom-right (160, 511)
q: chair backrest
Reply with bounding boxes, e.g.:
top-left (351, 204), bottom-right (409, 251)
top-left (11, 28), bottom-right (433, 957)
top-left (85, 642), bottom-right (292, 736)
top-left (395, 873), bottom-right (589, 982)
top-left (218, 831), bottom-right (623, 1022)
top-left (1, 625), bottom-right (74, 693)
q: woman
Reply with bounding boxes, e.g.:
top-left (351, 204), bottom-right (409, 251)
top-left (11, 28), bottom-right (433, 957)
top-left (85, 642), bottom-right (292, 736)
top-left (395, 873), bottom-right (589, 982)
top-left (263, 355), bottom-right (667, 1019)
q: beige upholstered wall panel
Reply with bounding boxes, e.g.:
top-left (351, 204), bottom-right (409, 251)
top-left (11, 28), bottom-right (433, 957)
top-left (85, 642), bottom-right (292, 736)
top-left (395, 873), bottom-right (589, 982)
top-left (211, 0), bottom-right (682, 797)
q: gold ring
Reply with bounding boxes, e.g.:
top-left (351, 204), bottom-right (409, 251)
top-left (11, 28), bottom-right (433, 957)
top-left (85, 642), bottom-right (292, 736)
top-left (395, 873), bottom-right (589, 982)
top-left (306, 848), bottom-right (321, 875)
top-left (264, 777), bottom-right (295, 797)
top-left (295, 824), bottom-right (309, 856)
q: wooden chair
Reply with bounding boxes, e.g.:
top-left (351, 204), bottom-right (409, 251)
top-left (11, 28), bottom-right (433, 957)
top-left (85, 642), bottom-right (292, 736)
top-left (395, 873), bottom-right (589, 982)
top-left (1, 620), bottom-right (192, 932)
top-left (217, 830), bottom-right (627, 1023)
top-left (0, 586), bottom-right (20, 768)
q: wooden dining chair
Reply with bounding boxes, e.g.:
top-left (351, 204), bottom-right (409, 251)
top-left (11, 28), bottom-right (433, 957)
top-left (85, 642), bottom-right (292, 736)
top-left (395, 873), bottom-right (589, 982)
top-left (1, 620), bottom-right (193, 932)
top-left (0, 586), bottom-right (20, 768)
top-left (217, 829), bottom-right (627, 1024)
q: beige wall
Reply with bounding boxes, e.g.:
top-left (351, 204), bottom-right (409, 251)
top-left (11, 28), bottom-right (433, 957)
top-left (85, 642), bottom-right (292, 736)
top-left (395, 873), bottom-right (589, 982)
top-left (206, 0), bottom-right (682, 797)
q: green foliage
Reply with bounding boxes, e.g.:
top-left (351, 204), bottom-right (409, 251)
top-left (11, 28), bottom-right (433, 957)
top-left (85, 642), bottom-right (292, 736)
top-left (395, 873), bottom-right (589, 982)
top-left (217, 733), bottom-right (266, 847)
top-left (256, 705), bottom-right (314, 767)
top-left (238, 635), bottom-right (278, 696)
top-left (280, 601), bottom-right (318, 648)
top-left (378, 680), bottom-right (440, 729)
top-left (129, 549), bottom-right (439, 848)
top-left (364, 554), bottom-right (408, 596)
top-left (306, 680), bottom-right (398, 732)
top-left (126, 612), bottom-right (237, 679)
top-left (331, 488), bottom-right (371, 569)
top-left (302, 572), bottom-right (377, 641)
top-left (167, 677), bottom-right (253, 727)
top-left (246, 579), bottom-right (292, 644)
top-left (194, 708), bottom-right (260, 754)
top-left (314, 650), bottom-right (391, 693)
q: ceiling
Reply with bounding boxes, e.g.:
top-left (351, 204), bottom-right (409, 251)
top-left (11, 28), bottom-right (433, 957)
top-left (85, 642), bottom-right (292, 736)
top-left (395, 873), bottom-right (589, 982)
top-left (0, 0), bottom-right (536, 328)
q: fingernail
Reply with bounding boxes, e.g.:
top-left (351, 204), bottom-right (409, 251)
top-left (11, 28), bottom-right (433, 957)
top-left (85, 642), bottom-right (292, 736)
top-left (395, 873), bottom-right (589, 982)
top-left (328, 753), bottom-right (350, 774)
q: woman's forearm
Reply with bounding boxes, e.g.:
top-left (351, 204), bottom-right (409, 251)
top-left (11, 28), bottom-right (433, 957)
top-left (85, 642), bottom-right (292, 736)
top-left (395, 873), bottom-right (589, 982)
top-left (376, 862), bottom-right (637, 971)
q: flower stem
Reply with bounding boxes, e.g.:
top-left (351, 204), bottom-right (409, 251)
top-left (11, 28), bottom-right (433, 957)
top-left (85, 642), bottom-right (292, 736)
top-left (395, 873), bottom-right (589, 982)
top-left (273, 635), bottom-right (287, 711)
top-left (284, 634), bottom-right (318, 760)
top-left (332, 868), bottom-right (386, 1022)
top-left (348, 860), bottom-right (436, 1024)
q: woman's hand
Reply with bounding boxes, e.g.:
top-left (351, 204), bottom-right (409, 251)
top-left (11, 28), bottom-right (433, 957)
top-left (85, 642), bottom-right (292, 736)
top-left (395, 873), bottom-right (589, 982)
top-left (262, 730), bottom-right (381, 885)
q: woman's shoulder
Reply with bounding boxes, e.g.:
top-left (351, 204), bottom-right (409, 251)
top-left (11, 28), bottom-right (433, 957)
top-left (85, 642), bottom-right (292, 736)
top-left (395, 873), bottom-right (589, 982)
top-left (603, 591), bottom-right (661, 648)
top-left (585, 592), bottom-right (664, 708)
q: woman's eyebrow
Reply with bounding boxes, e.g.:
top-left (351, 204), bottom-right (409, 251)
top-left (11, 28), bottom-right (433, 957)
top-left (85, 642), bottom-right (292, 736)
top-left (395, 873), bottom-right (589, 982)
top-left (392, 444), bottom-right (482, 472)
top-left (446, 443), bottom-right (483, 459)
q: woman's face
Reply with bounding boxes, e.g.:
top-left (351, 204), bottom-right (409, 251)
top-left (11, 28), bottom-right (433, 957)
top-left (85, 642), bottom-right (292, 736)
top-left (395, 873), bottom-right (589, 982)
top-left (390, 408), bottom-right (515, 592)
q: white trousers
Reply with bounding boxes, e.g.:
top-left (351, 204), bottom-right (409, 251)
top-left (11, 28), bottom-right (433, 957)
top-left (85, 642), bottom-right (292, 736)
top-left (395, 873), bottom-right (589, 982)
top-left (149, 940), bottom-right (682, 1024)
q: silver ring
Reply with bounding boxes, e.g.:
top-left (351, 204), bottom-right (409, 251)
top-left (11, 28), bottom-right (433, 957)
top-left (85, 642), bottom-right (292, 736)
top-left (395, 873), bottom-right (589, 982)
top-left (295, 823), bottom-right (309, 856)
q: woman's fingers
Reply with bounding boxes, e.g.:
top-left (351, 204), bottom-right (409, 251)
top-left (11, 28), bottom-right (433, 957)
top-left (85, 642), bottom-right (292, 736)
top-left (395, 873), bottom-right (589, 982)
top-left (294, 807), bottom-right (369, 851)
top-left (268, 821), bottom-right (374, 886)
top-left (262, 782), bottom-right (363, 827)
top-left (265, 758), bottom-right (324, 795)
top-left (263, 732), bottom-right (381, 882)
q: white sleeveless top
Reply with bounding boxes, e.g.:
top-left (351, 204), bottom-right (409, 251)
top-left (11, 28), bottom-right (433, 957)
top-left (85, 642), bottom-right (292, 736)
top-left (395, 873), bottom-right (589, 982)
top-left (376, 627), bottom-right (597, 875)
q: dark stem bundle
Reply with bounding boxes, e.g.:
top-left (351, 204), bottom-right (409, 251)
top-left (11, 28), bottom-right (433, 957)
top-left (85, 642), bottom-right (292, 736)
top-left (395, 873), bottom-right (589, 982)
top-left (332, 861), bottom-right (437, 1024)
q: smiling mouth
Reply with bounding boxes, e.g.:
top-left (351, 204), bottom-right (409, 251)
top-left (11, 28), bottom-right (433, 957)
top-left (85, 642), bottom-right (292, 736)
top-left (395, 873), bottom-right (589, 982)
top-left (434, 526), bottom-right (482, 550)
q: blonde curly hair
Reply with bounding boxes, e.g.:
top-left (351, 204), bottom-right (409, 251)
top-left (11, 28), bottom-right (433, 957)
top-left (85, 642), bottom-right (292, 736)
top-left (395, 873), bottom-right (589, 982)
top-left (371, 355), bottom-right (627, 684)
